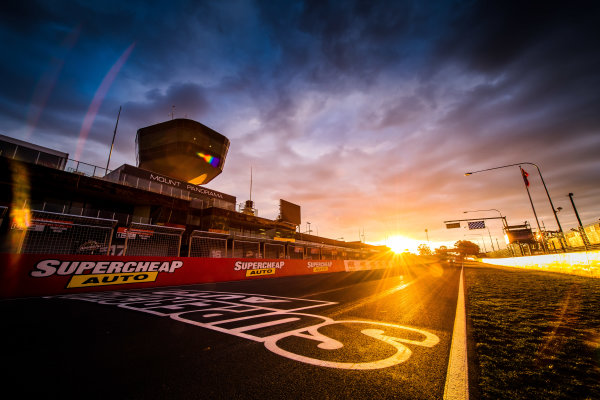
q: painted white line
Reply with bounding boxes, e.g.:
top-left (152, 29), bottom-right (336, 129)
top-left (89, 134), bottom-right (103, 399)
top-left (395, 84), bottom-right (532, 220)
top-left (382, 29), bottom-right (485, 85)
top-left (231, 317), bottom-right (301, 333)
top-left (443, 266), bottom-right (469, 400)
top-left (62, 289), bottom-right (441, 370)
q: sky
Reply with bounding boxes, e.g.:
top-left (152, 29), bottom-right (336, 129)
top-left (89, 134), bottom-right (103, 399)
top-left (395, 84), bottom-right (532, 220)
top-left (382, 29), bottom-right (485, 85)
top-left (2, 0), bottom-right (599, 252)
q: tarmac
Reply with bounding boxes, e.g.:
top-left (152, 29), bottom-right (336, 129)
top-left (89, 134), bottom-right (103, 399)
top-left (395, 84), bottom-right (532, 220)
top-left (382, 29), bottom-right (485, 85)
top-left (1, 265), bottom-right (462, 399)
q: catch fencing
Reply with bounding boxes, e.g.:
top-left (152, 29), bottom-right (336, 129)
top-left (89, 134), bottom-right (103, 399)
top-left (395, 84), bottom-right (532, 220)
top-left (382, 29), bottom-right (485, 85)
top-left (305, 245), bottom-right (321, 260)
top-left (186, 231), bottom-right (373, 260)
top-left (231, 236), bottom-right (262, 258)
top-left (9, 213), bottom-right (377, 259)
top-left (123, 223), bottom-right (184, 257)
top-left (188, 231), bottom-right (228, 258)
top-left (263, 240), bottom-right (286, 259)
top-left (288, 244), bottom-right (305, 260)
top-left (320, 246), bottom-right (338, 260)
top-left (15, 210), bottom-right (116, 255)
top-left (545, 222), bottom-right (600, 253)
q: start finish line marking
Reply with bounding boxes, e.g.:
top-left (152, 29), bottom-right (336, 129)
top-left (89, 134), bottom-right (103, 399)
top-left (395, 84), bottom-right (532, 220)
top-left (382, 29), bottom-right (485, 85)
top-left (52, 289), bottom-right (440, 370)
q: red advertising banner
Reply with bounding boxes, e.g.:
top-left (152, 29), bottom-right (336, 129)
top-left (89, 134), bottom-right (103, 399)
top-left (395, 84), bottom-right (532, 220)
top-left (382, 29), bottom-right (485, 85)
top-left (0, 254), bottom-right (346, 299)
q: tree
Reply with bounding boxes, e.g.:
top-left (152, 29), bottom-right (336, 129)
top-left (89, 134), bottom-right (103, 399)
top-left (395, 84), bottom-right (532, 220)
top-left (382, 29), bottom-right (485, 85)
top-left (454, 240), bottom-right (480, 257)
top-left (435, 245), bottom-right (448, 255)
top-left (417, 244), bottom-right (432, 256)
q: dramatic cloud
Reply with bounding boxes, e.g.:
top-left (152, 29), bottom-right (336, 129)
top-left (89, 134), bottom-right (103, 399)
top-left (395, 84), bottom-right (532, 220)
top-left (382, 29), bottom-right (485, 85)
top-left (1, 0), bottom-right (599, 248)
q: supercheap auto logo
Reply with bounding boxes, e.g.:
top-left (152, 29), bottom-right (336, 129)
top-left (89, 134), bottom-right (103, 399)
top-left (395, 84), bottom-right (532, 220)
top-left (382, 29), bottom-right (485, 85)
top-left (234, 261), bottom-right (284, 277)
top-left (30, 259), bottom-right (183, 288)
top-left (307, 261), bottom-right (332, 273)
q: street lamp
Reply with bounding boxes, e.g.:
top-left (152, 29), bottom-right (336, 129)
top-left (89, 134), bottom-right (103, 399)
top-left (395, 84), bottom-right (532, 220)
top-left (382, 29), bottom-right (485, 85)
top-left (463, 209), bottom-right (507, 228)
top-left (568, 192), bottom-right (590, 249)
top-left (462, 210), bottom-right (497, 251)
top-left (465, 162), bottom-right (563, 235)
top-left (465, 162), bottom-right (565, 252)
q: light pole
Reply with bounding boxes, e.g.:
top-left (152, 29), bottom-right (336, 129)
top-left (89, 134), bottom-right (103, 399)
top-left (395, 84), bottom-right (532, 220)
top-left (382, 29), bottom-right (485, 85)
top-left (464, 234), bottom-right (487, 252)
top-left (105, 106), bottom-right (122, 173)
top-left (465, 162), bottom-right (564, 253)
top-left (568, 193), bottom-right (590, 249)
top-left (463, 209), bottom-right (507, 228)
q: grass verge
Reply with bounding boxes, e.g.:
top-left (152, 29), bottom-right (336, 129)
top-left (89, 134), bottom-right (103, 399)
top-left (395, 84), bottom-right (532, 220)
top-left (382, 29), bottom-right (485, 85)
top-left (464, 265), bottom-right (600, 399)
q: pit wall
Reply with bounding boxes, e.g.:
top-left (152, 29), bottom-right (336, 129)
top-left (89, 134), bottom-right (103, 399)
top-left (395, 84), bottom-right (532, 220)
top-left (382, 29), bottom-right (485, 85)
top-left (0, 253), bottom-right (398, 299)
top-left (480, 250), bottom-right (600, 278)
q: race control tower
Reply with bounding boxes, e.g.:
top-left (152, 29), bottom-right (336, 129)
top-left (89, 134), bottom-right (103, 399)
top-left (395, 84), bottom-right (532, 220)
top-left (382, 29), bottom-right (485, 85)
top-left (136, 118), bottom-right (229, 185)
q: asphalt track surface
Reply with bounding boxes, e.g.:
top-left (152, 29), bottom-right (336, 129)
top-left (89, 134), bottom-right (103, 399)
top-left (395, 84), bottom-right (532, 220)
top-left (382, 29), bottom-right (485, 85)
top-left (2, 263), bottom-right (461, 399)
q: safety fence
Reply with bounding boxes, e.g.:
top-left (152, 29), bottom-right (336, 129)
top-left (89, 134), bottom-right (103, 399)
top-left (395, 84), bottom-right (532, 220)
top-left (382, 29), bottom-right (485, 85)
top-left (263, 240), bottom-right (286, 259)
top-left (231, 236), bottom-right (262, 258)
top-left (288, 243), bottom-right (305, 260)
top-left (6, 211), bottom-right (376, 260)
top-left (123, 223), bottom-right (184, 257)
top-left (188, 231), bottom-right (228, 258)
top-left (14, 210), bottom-right (117, 255)
top-left (490, 222), bottom-right (600, 257)
top-left (186, 231), bottom-right (373, 260)
top-left (10, 211), bottom-right (184, 257)
top-left (545, 223), bottom-right (600, 253)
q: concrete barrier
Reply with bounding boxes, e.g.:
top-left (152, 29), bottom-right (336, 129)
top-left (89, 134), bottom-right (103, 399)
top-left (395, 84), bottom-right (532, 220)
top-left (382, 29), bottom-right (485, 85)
top-left (0, 254), bottom-right (349, 299)
top-left (0, 252), bottom-right (443, 299)
top-left (480, 250), bottom-right (600, 278)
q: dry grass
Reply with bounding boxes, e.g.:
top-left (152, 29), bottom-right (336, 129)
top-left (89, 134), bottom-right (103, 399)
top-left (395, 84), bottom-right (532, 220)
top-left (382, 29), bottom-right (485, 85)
top-left (464, 266), bottom-right (600, 400)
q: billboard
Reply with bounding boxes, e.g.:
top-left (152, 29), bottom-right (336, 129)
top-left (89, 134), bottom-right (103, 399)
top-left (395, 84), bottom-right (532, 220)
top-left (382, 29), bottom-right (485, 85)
top-left (0, 253), bottom-right (346, 299)
top-left (280, 199), bottom-right (301, 225)
top-left (506, 228), bottom-right (534, 243)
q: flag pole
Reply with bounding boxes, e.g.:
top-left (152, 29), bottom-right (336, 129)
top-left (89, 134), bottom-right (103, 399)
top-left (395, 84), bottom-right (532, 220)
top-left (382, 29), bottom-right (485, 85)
top-left (106, 106), bottom-right (122, 174)
top-left (520, 166), bottom-right (547, 253)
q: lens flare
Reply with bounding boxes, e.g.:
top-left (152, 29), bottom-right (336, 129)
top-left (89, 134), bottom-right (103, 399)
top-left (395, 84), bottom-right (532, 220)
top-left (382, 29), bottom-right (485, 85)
top-left (9, 163), bottom-right (31, 252)
top-left (11, 208), bottom-right (31, 229)
top-left (75, 42), bottom-right (136, 161)
top-left (196, 152), bottom-right (220, 167)
top-left (387, 235), bottom-right (420, 254)
top-left (25, 24), bottom-right (81, 140)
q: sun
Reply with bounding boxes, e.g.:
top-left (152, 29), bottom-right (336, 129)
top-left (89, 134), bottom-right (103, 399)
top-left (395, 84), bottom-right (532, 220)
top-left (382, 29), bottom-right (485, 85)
top-left (386, 235), bottom-right (420, 254)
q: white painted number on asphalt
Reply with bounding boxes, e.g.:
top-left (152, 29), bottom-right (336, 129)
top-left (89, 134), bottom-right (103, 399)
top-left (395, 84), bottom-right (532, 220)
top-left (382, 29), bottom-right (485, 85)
top-left (56, 290), bottom-right (440, 370)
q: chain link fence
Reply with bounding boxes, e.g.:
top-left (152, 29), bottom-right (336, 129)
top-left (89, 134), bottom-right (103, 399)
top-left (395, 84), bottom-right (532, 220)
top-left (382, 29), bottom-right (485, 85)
top-left (123, 222), bottom-right (184, 257)
top-left (545, 222), bottom-right (600, 252)
top-left (263, 240), bottom-right (286, 259)
top-left (231, 236), bottom-right (261, 258)
top-left (288, 244), bottom-right (305, 259)
top-left (305, 245), bottom-right (321, 260)
top-left (188, 230), bottom-right (228, 258)
top-left (320, 246), bottom-right (336, 260)
top-left (16, 210), bottom-right (116, 255)
top-left (4, 207), bottom-right (385, 259)
top-left (335, 247), bottom-right (348, 260)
